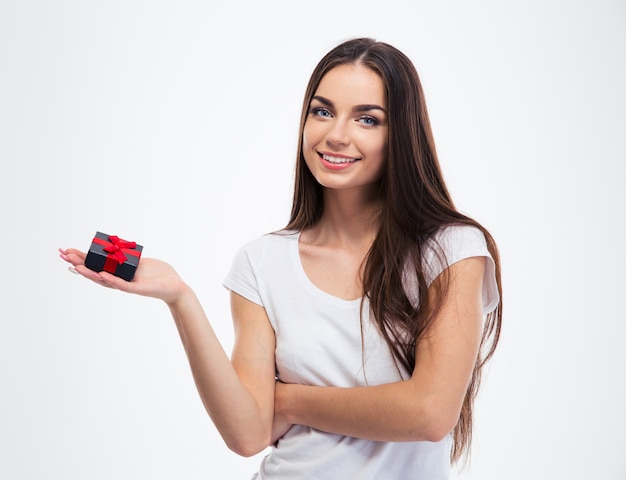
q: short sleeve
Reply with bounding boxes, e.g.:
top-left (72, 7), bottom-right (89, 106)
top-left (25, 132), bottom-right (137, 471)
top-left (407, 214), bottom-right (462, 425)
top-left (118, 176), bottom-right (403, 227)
top-left (405, 225), bottom-right (500, 315)
top-left (223, 244), bottom-right (264, 306)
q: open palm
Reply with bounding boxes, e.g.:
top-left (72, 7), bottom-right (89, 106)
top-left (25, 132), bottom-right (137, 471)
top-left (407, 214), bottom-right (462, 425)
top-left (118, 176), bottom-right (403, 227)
top-left (59, 247), bottom-right (187, 305)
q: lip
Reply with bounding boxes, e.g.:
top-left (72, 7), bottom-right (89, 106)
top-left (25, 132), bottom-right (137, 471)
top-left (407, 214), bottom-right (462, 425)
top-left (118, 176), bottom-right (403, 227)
top-left (317, 151), bottom-right (360, 170)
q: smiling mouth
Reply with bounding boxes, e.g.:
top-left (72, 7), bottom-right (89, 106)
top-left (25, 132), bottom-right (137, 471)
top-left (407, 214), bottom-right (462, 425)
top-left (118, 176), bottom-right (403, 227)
top-left (320, 153), bottom-right (360, 164)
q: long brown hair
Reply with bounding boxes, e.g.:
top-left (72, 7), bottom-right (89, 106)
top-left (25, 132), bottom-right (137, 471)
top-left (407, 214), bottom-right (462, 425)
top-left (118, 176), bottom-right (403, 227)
top-left (285, 37), bottom-right (502, 463)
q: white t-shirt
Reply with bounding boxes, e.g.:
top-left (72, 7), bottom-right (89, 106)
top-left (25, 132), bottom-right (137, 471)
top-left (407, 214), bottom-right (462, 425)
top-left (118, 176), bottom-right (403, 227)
top-left (223, 225), bottom-right (499, 480)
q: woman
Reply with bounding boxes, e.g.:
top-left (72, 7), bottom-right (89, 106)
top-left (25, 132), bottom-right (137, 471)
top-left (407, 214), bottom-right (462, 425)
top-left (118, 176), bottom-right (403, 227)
top-left (60, 37), bottom-right (502, 479)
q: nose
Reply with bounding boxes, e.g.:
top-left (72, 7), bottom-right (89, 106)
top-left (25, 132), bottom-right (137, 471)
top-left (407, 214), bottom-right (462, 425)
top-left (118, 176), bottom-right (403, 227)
top-left (326, 119), bottom-right (350, 147)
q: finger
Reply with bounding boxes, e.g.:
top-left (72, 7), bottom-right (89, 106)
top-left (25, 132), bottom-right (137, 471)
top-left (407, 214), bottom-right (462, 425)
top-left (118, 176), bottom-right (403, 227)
top-left (60, 247), bottom-right (86, 256)
top-left (59, 248), bottom-right (87, 266)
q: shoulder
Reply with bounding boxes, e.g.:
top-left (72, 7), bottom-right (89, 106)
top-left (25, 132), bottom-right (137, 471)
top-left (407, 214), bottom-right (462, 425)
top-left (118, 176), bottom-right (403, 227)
top-left (228, 230), bottom-right (300, 277)
top-left (426, 224), bottom-right (491, 264)
top-left (424, 224), bottom-right (499, 313)
top-left (224, 230), bottom-right (299, 306)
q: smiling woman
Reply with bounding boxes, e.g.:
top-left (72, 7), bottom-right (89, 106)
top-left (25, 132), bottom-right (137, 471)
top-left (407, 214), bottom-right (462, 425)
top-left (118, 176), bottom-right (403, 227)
top-left (60, 37), bottom-right (502, 480)
top-left (302, 64), bottom-right (388, 186)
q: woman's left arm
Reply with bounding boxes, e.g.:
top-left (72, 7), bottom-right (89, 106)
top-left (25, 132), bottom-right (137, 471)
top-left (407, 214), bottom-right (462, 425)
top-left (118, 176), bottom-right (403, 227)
top-left (273, 256), bottom-right (486, 443)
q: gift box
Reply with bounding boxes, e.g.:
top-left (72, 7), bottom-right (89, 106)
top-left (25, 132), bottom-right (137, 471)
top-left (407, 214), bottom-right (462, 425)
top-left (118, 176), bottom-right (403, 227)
top-left (84, 231), bottom-right (143, 281)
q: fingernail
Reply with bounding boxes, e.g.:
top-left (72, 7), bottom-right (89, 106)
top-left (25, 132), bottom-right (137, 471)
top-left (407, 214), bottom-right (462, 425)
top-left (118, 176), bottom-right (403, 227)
top-left (68, 267), bottom-right (79, 274)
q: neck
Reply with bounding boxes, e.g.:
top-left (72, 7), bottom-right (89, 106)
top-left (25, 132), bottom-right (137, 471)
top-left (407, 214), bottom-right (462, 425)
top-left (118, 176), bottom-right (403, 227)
top-left (308, 187), bottom-right (383, 248)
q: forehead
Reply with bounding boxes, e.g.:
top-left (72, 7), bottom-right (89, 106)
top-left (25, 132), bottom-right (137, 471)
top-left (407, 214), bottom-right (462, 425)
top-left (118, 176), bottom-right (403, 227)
top-left (315, 64), bottom-right (386, 107)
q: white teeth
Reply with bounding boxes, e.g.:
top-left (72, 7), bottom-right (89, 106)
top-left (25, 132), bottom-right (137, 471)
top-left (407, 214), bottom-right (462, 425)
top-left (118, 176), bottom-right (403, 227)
top-left (322, 154), bottom-right (357, 164)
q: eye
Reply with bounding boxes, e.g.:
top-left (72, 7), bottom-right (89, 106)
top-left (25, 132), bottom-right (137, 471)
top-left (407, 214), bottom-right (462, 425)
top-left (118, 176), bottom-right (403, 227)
top-left (310, 107), bottom-right (332, 118)
top-left (358, 115), bottom-right (379, 126)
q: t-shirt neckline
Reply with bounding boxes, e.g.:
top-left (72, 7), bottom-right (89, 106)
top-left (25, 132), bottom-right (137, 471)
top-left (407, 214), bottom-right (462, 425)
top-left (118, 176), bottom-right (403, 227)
top-left (289, 231), bottom-right (364, 307)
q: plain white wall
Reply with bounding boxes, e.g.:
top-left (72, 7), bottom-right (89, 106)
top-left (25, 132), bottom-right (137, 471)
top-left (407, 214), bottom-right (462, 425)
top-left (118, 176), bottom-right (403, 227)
top-left (1, 1), bottom-right (625, 478)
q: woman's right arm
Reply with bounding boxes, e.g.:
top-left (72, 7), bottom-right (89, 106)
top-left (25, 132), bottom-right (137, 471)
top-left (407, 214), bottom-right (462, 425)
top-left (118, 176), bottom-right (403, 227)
top-left (59, 248), bottom-right (276, 457)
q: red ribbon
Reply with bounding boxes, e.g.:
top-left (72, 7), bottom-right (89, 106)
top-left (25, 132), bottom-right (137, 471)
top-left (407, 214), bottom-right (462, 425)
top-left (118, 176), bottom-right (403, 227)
top-left (92, 235), bottom-right (140, 274)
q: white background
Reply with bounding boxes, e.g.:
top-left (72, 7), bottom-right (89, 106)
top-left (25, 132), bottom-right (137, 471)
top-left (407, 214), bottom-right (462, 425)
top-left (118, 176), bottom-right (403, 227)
top-left (1, 1), bottom-right (625, 478)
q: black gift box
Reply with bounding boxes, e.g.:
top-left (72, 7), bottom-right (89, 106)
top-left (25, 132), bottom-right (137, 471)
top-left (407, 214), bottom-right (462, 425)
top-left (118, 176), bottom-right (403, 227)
top-left (84, 231), bottom-right (143, 281)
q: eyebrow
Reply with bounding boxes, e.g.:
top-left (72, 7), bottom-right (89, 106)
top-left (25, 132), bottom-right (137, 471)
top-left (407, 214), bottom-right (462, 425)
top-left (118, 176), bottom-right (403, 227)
top-left (312, 95), bottom-right (387, 114)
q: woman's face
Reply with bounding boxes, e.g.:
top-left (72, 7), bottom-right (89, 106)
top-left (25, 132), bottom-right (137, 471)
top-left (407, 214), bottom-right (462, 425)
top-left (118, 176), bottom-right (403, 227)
top-left (302, 63), bottom-right (388, 194)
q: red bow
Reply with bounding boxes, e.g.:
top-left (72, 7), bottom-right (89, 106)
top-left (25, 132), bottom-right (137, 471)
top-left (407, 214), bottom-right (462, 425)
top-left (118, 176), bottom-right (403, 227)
top-left (102, 235), bottom-right (137, 264)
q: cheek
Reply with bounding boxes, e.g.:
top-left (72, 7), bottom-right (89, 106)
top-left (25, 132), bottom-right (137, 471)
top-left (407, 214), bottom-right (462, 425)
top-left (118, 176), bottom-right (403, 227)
top-left (302, 121), bottom-right (319, 151)
top-left (301, 128), bottom-right (318, 172)
top-left (302, 123), bottom-right (325, 169)
top-left (302, 129), bottom-right (311, 152)
top-left (375, 130), bottom-right (388, 159)
top-left (369, 136), bottom-right (388, 176)
top-left (361, 132), bottom-right (387, 160)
